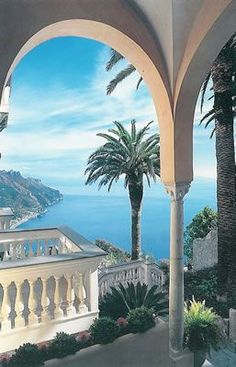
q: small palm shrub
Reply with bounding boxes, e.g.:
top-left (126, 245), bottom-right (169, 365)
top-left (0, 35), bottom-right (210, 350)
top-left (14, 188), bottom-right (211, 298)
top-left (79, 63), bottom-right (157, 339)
top-left (5, 343), bottom-right (44, 367)
top-left (99, 281), bottom-right (168, 320)
top-left (89, 317), bottom-right (120, 344)
top-left (47, 332), bottom-right (79, 359)
top-left (127, 306), bottom-right (155, 333)
top-left (184, 298), bottom-right (225, 353)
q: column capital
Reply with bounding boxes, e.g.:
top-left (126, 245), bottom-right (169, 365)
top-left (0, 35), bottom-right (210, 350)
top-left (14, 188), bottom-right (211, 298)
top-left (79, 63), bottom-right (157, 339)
top-left (165, 182), bottom-right (191, 201)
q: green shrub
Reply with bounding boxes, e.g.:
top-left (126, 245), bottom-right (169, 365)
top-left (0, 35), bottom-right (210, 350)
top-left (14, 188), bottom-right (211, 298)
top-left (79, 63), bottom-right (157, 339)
top-left (99, 281), bottom-right (168, 320)
top-left (47, 332), bottom-right (79, 359)
top-left (184, 207), bottom-right (217, 262)
top-left (184, 267), bottom-right (229, 318)
top-left (127, 306), bottom-right (155, 333)
top-left (6, 343), bottom-right (44, 367)
top-left (89, 317), bottom-right (119, 344)
top-left (184, 298), bottom-right (226, 353)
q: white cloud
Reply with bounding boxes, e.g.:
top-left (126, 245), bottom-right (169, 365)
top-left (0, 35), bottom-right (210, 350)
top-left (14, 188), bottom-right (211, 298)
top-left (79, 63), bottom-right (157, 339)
top-left (0, 47), bottom-right (158, 189)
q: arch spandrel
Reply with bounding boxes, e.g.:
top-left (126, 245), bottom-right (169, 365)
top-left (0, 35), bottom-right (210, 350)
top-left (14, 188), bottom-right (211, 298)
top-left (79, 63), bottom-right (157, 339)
top-left (0, 11), bottom-right (175, 185)
top-left (172, 0), bottom-right (236, 184)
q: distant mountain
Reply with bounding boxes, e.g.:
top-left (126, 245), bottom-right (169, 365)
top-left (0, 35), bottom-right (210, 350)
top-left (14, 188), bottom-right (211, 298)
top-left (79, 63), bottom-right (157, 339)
top-left (0, 170), bottom-right (63, 226)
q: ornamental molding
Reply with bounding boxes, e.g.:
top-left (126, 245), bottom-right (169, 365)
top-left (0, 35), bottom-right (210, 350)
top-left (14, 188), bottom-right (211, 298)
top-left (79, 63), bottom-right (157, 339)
top-left (165, 182), bottom-right (191, 201)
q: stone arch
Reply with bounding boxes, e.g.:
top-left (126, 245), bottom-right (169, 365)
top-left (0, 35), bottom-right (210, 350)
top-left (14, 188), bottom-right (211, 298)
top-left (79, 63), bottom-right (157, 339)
top-left (0, 18), bottom-right (174, 183)
top-left (173, 1), bottom-right (236, 182)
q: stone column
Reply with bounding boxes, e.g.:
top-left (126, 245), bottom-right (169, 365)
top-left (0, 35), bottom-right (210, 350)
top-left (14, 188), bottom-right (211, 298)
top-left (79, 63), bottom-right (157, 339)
top-left (165, 182), bottom-right (190, 352)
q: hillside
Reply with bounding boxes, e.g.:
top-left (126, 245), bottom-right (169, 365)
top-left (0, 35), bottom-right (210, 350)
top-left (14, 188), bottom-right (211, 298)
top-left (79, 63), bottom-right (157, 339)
top-left (0, 170), bottom-right (63, 226)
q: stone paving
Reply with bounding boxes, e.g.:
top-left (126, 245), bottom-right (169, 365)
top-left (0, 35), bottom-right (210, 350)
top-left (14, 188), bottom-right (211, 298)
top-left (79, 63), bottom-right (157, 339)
top-left (45, 320), bottom-right (170, 367)
top-left (203, 346), bottom-right (236, 367)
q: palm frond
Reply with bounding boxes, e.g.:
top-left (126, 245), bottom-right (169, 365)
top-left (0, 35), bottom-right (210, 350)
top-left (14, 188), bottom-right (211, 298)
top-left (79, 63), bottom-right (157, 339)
top-left (106, 49), bottom-right (124, 71)
top-left (200, 72), bottom-right (211, 113)
top-left (106, 64), bottom-right (136, 95)
top-left (136, 76), bottom-right (143, 90)
top-left (0, 113), bottom-right (8, 132)
top-left (85, 120), bottom-right (160, 191)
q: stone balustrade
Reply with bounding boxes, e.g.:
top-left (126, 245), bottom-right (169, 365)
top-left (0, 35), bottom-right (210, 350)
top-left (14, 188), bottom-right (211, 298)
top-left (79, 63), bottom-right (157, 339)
top-left (0, 226), bottom-right (106, 353)
top-left (98, 259), bottom-right (164, 297)
top-left (0, 227), bottom-right (82, 261)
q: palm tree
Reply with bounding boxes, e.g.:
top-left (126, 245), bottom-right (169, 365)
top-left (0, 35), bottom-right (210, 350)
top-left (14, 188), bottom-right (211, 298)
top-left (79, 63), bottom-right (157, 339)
top-left (99, 281), bottom-right (168, 320)
top-left (106, 48), bottom-right (142, 95)
top-left (200, 35), bottom-right (236, 307)
top-left (85, 120), bottom-right (160, 260)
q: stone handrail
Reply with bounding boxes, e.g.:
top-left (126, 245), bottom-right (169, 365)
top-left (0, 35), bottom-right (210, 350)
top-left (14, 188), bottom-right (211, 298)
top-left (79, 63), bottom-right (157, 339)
top-left (98, 259), bottom-right (165, 297)
top-left (0, 226), bottom-right (90, 261)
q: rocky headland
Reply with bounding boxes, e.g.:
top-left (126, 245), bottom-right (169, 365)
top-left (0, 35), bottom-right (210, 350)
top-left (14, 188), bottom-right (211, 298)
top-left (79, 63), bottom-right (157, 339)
top-left (0, 170), bottom-right (63, 228)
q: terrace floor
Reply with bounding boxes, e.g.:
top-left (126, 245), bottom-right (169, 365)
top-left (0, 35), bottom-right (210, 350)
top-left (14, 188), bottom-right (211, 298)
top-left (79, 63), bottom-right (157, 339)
top-left (204, 346), bottom-right (236, 367)
top-left (45, 319), bottom-right (170, 367)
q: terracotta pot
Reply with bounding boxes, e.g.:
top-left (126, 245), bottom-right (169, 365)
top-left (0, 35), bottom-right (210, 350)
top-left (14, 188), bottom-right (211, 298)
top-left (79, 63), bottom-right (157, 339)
top-left (194, 350), bottom-right (207, 367)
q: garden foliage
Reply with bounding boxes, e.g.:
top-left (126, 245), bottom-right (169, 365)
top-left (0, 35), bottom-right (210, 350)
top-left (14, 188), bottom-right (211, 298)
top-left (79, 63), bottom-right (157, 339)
top-left (89, 317), bottom-right (120, 344)
top-left (99, 281), bottom-right (168, 320)
top-left (47, 332), bottom-right (79, 359)
top-left (127, 306), bottom-right (155, 333)
top-left (184, 298), bottom-right (225, 353)
top-left (184, 207), bottom-right (217, 262)
top-left (2, 343), bottom-right (44, 367)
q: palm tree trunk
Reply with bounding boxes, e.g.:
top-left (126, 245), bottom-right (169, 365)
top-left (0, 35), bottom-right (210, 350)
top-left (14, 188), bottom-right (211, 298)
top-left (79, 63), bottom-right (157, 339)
top-left (211, 50), bottom-right (236, 305)
top-left (215, 118), bottom-right (236, 304)
top-left (128, 182), bottom-right (143, 260)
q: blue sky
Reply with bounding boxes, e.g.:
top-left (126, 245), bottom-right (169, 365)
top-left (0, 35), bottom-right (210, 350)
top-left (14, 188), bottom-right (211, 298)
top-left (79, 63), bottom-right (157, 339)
top-left (0, 36), bottom-right (217, 195)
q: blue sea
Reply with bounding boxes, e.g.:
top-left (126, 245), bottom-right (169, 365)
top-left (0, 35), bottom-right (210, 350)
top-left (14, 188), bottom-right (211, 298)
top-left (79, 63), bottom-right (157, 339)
top-left (19, 178), bottom-right (216, 260)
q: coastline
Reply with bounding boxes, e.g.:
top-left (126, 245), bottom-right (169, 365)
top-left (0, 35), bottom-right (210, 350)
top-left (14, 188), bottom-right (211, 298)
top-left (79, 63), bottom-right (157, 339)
top-left (10, 211), bottom-right (46, 229)
top-left (10, 198), bottom-right (62, 229)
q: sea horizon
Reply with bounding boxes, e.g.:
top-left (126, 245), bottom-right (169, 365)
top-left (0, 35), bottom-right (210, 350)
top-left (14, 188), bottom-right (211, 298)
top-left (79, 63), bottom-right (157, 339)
top-left (19, 178), bottom-right (217, 260)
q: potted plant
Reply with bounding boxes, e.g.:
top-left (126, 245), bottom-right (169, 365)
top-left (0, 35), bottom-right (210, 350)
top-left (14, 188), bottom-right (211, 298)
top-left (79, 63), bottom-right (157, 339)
top-left (184, 297), bottom-right (225, 367)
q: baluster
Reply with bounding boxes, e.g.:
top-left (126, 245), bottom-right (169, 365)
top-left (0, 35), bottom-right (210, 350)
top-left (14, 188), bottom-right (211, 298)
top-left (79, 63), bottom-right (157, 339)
top-left (20, 242), bottom-right (25, 258)
top-left (14, 281), bottom-right (25, 328)
top-left (45, 240), bottom-right (50, 256)
top-left (65, 274), bottom-right (75, 316)
top-left (51, 241), bottom-right (57, 255)
top-left (28, 280), bottom-right (38, 325)
top-left (41, 278), bottom-right (49, 322)
top-left (36, 241), bottom-right (41, 256)
top-left (54, 276), bottom-right (63, 318)
top-left (2, 249), bottom-right (9, 262)
top-left (28, 240), bottom-right (34, 257)
top-left (55, 239), bottom-right (59, 254)
top-left (12, 243), bottom-right (17, 260)
top-left (0, 283), bottom-right (11, 331)
top-left (62, 239), bottom-right (68, 253)
top-left (77, 273), bottom-right (88, 313)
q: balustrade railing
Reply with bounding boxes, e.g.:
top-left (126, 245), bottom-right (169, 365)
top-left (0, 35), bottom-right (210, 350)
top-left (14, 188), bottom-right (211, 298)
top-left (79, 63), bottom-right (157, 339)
top-left (98, 259), bottom-right (165, 297)
top-left (0, 226), bottom-right (105, 352)
top-left (0, 227), bottom-right (83, 262)
top-left (0, 270), bottom-right (89, 332)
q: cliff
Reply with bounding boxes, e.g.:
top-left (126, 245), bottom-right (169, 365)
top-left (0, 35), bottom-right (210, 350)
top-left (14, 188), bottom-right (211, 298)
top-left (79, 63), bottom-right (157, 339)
top-left (0, 170), bottom-right (63, 226)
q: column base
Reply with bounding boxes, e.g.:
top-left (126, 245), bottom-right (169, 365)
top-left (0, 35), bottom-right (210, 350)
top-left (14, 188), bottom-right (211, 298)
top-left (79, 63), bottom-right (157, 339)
top-left (14, 317), bottom-right (26, 329)
top-left (1, 320), bottom-right (12, 332)
top-left (78, 304), bottom-right (88, 314)
top-left (41, 312), bottom-right (51, 323)
top-left (28, 313), bottom-right (39, 326)
top-left (170, 348), bottom-right (194, 367)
